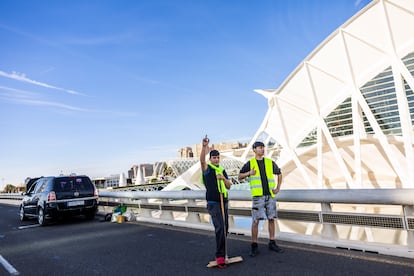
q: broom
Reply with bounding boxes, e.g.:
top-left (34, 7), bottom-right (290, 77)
top-left (206, 191), bottom-right (243, 267)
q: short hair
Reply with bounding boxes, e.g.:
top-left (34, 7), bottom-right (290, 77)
top-left (252, 141), bottom-right (265, 148)
top-left (209, 149), bottom-right (220, 158)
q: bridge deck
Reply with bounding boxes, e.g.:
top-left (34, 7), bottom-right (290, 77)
top-left (1, 199), bottom-right (414, 275)
top-left (111, 220), bottom-right (414, 275)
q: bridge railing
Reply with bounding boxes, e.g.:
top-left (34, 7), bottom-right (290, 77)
top-left (96, 189), bottom-right (414, 259)
top-left (2, 189), bottom-right (414, 258)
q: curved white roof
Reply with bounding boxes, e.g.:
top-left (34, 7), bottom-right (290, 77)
top-left (244, 0), bottom-right (414, 188)
top-left (167, 0), bottom-right (414, 191)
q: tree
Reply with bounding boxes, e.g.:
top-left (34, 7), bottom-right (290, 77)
top-left (3, 184), bottom-right (16, 193)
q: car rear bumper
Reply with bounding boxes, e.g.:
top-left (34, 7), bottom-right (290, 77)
top-left (45, 199), bottom-right (98, 218)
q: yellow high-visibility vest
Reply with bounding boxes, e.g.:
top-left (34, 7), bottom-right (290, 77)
top-left (249, 158), bottom-right (276, 197)
top-left (208, 163), bottom-right (228, 198)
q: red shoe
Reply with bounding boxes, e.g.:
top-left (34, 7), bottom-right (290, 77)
top-left (216, 257), bottom-right (226, 269)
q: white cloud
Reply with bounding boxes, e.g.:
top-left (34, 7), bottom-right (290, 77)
top-left (64, 32), bottom-right (134, 46)
top-left (354, 0), bottom-right (363, 7)
top-left (38, 67), bottom-right (56, 75)
top-left (15, 98), bottom-right (89, 111)
top-left (0, 85), bottom-right (139, 116)
top-left (0, 70), bottom-right (86, 96)
top-left (0, 85), bottom-right (37, 98)
top-left (0, 85), bottom-right (87, 111)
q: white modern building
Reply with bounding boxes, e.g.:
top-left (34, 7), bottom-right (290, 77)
top-left (244, 0), bottom-right (414, 190)
top-left (167, 0), bottom-right (414, 191)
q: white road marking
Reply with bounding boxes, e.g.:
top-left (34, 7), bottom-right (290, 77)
top-left (18, 224), bottom-right (40, 230)
top-left (0, 255), bottom-right (19, 275)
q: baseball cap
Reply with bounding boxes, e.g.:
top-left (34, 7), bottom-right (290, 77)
top-left (252, 141), bottom-right (265, 148)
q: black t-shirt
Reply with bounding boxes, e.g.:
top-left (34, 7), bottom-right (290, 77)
top-left (202, 164), bottom-right (229, 203)
top-left (240, 158), bottom-right (281, 196)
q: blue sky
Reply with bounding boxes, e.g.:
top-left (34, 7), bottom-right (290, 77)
top-left (0, 0), bottom-right (371, 188)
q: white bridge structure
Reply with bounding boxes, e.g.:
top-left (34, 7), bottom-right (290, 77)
top-left (246, 0), bottom-right (414, 191)
top-left (169, 0), bottom-right (414, 192)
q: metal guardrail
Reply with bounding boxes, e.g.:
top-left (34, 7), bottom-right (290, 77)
top-left (96, 189), bottom-right (414, 230)
top-left (0, 193), bottom-right (23, 201)
top-left (2, 189), bottom-right (414, 258)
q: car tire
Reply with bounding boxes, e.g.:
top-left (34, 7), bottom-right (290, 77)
top-left (19, 206), bottom-right (27, 221)
top-left (37, 207), bottom-right (47, 226)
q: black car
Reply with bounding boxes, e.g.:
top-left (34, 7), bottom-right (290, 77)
top-left (25, 177), bottom-right (42, 192)
top-left (19, 174), bottom-right (99, 225)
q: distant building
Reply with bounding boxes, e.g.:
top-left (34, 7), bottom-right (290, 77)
top-left (129, 164), bottom-right (154, 185)
top-left (184, 141), bottom-right (248, 158)
top-left (94, 142), bottom-right (248, 189)
top-left (92, 174), bottom-right (120, 189)
top-left (178, 146), bottom-right (193, 158)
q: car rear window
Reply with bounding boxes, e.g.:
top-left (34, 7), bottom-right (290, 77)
top-left (53, 177), bottom-right (94, 192)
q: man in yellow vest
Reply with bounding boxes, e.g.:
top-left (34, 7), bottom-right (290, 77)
top-left (200, 136), bottom-right (232, 268)
top-left (238, 141), bottom-right (284, 256)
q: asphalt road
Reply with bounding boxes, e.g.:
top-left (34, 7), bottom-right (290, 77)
top-left (0, 202), bottom-right (413, 276)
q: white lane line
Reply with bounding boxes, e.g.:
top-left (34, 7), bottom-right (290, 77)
top-left (0, 255), bottom-right (19, 275)
top-left (18, 224), bottom-right (40, 230)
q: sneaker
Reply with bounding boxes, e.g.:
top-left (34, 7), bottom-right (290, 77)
top-left (216, 257), bottom-right (226, 269)
top-left (268, 241), bottom-right (285, 253)
top-left (249, 242), bottom-right (259, 257)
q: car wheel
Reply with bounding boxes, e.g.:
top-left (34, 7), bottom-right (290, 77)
top-left (19, 206), bottom-right (27, 221)
top-left (37, 207), bottom-right (47, 226)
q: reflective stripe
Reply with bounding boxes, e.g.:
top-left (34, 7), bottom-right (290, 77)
top-left (250, 184), bottom-right (263, 189)
top-left (248, 158), bottom-right (276, 198)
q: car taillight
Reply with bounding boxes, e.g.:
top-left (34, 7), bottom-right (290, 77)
top-left (94, 187), bottom-right (98, 197)
top-left (47, 191), bottom-right (56, 202)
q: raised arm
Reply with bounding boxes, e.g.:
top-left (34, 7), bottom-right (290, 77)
top-left (200, 135), bottom-right (209, 171)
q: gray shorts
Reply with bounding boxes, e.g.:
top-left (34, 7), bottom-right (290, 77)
top-left (252, 195), bottom-right (277, 221)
